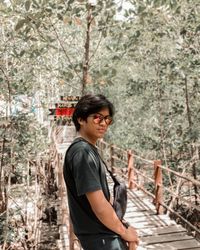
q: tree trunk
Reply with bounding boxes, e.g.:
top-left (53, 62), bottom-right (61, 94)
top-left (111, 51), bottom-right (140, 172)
top-left (184, 76), bottom-right (198, 205)
top-left (0, 135), bottom-right (6, 213)
top-left (82, 4), bottom-right (93, 95)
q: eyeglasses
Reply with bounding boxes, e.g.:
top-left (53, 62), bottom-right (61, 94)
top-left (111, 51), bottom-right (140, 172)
top-left (89, 113), bottom-right (113, 125)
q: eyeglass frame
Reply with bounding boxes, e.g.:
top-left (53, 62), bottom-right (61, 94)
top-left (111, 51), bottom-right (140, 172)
top-left (88, 113), bottom-right (113, 125)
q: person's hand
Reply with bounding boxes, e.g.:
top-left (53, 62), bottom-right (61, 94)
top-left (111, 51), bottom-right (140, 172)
top-left (129, 241), bottom-right (137, 250)
top-left (121, 226), bottom-right (139, 244)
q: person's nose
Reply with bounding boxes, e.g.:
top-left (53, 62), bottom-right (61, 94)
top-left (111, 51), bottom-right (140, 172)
top-left (100, 118), bottom-right (107, 126)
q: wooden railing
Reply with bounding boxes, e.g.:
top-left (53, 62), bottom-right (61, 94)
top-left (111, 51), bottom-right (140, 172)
top-left (51, 125), bottom-right (82, 249)
top-left (97, 139), bottom-right (200, 238)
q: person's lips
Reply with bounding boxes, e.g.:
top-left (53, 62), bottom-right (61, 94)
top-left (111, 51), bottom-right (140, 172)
top-left (98, 129), bottom-right (106, 133)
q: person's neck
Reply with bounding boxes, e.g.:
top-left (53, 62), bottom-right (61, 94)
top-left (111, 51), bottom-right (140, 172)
top-left (77, 132), bottom-right (97, 146)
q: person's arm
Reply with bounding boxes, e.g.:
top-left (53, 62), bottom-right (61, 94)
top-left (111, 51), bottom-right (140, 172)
top-left (86, 190), bottom-right (139, 244)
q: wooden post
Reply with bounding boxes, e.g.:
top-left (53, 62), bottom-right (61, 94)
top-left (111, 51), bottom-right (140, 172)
top-left (110, 144), bottom-right (115, 173)
top-left (127, 150), bottom-right (135, 189)
top-left (153, 160), bottom-right (163, 214)
top-left (69, 220), bottom-right (79, 250)
top-left (69, 220), bottom-right (74, 250)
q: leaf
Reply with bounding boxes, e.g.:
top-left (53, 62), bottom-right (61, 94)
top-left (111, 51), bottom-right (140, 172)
top-left (24, 27), bottom-right (31, 34)
top-left (30, 37), bottom-right (38, 41)
top-left (117, 6), bottom-right (123, 12)
top-left (137, 5), bottom-right (146, 14)
top-left (20, 50), bottom-right (25, 57)
top-left (32, 0), bottom-right (40, 9)
top-left (13, 48), bottom-right (18, 57)
top-left (15, 19), bottom-right (26, 31)
top-left (57, 13), bottom-right (63, 21)
top-left (25, 1), bottom-right (31, 11)
top-left (112, 55), bottom-right (120, 60)
top-left (35, 21), bottom-right (41, 29)
top-left (69, 0), bottom-right (75, 3)
top-left (111, 68), bottom-right (117, 77)
top-left (175, 5), bottom-right (181, 14)
top-left (68, 72), bottom-right (74, 79)
top-left (57, 5), bottom-right (64, 10)
top-left (195, 25), bottom-right (200, 33)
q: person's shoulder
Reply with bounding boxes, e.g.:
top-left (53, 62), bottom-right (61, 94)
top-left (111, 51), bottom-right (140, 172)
top-left (65, 138), bottom-right (100, 167)
top-left (67, 138), bottom-right (95, 156)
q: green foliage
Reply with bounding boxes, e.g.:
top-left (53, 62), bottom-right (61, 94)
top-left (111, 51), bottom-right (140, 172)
top-left (86, 0), bottom-right (200, 173)
top-left (12, 114), bottom-right (48, 161)
top-left (1, 0), bottom-right (199, 170)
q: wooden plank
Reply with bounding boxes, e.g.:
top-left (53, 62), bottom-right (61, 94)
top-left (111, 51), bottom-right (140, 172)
top-left (128, 192), bottom-right (147, 200)
top-left (127, 199), bottom-right (156, 211)
top-left (182, 248), bottom-right (200, 250)
top-left (125, 210), bottom-right (156, 217)
top-left (126, 199), bottom-right (154, 207)
top-left (126, 214), bottom-right (176, 226)
top-left (142, 239), bottom-right (200, 249)
top-left (128, 221), bottom-right (167, 229)
top-left (138, 225), bottom-right (186, 237)
top-left (141, 232), bottom-right (193, 244)
top-left (127, 195), bottom-right (155, 205)
top-left (128, 191), bottom-right (150, 200)
top-left (126, 208), bottom-right (155, 214)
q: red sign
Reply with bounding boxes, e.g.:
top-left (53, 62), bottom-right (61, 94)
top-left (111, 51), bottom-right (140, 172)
top-left (55, 107), bottom-right (75, 117)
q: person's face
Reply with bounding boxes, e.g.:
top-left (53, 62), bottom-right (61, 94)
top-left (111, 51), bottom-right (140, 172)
top-left (78, 108), bottom-right (113, 143)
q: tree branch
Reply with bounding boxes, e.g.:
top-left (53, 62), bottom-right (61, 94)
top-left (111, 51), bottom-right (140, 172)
top-left (0, 67), bottom-right (12, 111)
top-left (82, 4), bottom-right (93, 94)
top-left (48, 17), bottom-right (82, 83)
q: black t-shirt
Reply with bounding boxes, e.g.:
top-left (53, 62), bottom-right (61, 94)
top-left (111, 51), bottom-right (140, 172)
top-left (63, 137), bottom-right (117, 239)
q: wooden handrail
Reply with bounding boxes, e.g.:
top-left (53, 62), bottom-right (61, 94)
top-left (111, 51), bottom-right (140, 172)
top-left (98, 139), bottom-right (200, 186)
top-left (158, 164), bottom-right (200, 187)
top-left (97, 139), bottom-right (200, 234)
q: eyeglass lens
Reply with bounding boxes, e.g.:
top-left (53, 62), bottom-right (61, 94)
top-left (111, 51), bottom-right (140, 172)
top-left (93, 114), bottom-right (113, 125)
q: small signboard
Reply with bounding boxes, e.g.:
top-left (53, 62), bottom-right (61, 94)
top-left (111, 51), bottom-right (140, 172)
top-left (49, 96), bottom-right (80, 126)
top-left (60, 96), bottom-right (80, 102)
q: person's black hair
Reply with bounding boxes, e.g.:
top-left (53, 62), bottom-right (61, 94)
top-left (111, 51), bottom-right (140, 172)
top-left (72, 94), bottom-right (114, 131)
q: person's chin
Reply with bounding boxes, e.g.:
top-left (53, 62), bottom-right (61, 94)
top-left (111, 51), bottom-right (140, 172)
top-left (97, 132), bottom-right (105, 138)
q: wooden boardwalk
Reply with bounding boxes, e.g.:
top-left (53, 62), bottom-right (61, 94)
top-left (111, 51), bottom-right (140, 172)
top-left (124, 188), bottom-right (200, 250)
top-left (52, 127), bottom-right (200, 250)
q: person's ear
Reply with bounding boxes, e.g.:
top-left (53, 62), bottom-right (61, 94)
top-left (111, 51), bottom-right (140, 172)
top-left (78, 117), bottom-right (84, 126)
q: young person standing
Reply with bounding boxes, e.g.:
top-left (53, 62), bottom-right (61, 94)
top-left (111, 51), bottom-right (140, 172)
top-left (63, 94), bottom-right (139, 250)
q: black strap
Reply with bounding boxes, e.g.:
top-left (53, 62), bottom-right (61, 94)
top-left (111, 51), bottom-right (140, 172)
top-left (98, 157), bottom-right (120, 185)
